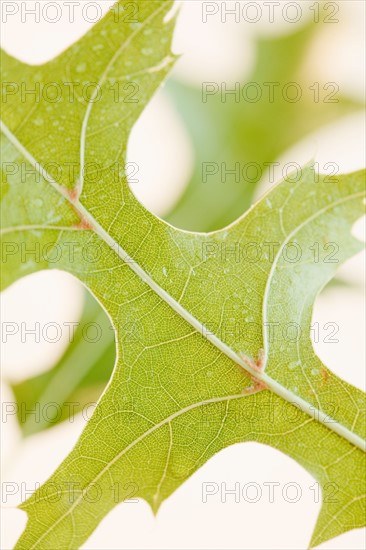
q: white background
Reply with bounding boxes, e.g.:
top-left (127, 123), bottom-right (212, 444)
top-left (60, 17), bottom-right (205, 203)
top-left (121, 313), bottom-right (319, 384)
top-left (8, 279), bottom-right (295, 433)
top-left (1, 1), bottom-right (365, 549)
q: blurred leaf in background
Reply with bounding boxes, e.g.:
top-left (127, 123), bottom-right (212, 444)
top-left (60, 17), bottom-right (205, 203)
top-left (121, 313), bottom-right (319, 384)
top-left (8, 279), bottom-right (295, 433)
top-left (11, 293), bottom-right (115, 436)
top-left (166, 21), bottom-right (363, 231)
top-left (9, 16), bottom-right (363, 435)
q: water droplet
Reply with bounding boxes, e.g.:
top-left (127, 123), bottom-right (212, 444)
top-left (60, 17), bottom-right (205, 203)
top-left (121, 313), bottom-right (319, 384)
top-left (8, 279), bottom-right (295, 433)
top-left (141, 47), bottom-right (153, 56)
top-left (130, 22), bottom-right (142, 30)
top-left (76, 62), bottom-right (87, 73)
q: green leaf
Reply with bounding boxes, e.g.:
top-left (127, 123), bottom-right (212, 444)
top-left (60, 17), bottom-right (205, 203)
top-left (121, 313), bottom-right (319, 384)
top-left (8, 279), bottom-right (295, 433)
top-left (11, 11), bottom-right (362, 433)
top-left (1, 2), bottom-right (365, 548)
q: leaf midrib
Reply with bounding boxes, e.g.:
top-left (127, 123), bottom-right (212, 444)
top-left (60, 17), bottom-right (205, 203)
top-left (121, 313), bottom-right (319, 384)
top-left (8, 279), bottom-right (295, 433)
top-left (1, 118), bottom-right (365, 456)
